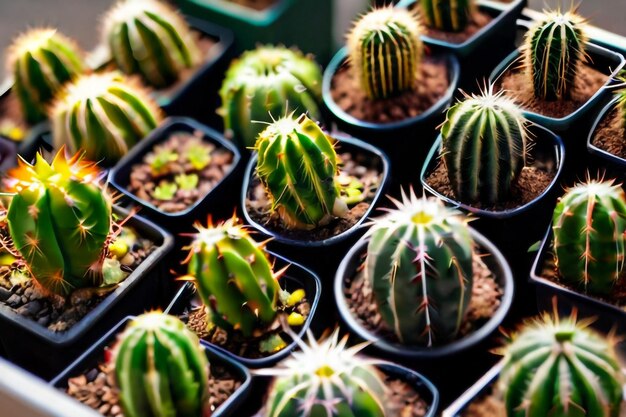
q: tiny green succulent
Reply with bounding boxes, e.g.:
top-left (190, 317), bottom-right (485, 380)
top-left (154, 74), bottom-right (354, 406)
top-left (185, 141), bottom-right (212, 171)
top-left (175, 173), bottom-right (199, 190)
top-left (153, 181), bottom-right (177, 200)
top-left (149, 148), bottom-right (178, 175)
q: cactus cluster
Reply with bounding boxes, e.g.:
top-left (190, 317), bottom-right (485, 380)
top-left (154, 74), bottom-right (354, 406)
top-left (219, 45), bottom-right (323, 149)
top-left (255, 113), bottom-right (348, 230)
top-left (347, 7), bottom-right (423, 100)
top-left (523, 10), bottom-right (587, 101)
top-left (102, 0), bottom-right (201, 88)
top-left (552, 179), bottom-right (626, 296)
top-left (420, 0), bottom-right (473, 32)
top-left (441, 88), bottom-right (528, 204)
top-left (365, 189), bottom-right (474, 346)
top-left (114, 312), bottom-right (210, 417)
top-left (499, 311), bottom-right (623, 417)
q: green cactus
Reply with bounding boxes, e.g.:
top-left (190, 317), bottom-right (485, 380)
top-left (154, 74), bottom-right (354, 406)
top-left (219, 45), bottom-right (323, 149)
top-left (254, 113), bottom-right (348, 230)
top-left (420, 0), bottom-right (473, 32)
top-left (616, 75), bottom-right (626, 129)
top-left (114, 312), bottom-right (210, 417)
top-left (499, 311), bottom-right (623, 417)
top-left (365, 189), bottom-right (473, 346)
top-left (102, 0), bottom-right (200, 88)
top-left (347, 7), bottom-right (423, 100)
top-left (184, 215), bottom-right (282, 337)
top-left (50, 72), bottom-right (162, 165)
top-left (523, 10), bottom-right (587, 101)
top-left (7, 28), bottom-right (85, 124)
top-left (4, 149), bottom-right (111, 296)
top-left (262, 330), bottom-right (387, 417)
top-left (552, 179), bottom-right (626, 296)
top-left (441, 89), bottom-right (528, 204)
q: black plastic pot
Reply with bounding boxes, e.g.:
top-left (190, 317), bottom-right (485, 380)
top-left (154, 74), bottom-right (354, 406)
top-left (441, 361), bottom-right (503, 417)
top-left (0, 207), bottom-right (174, 380)
top-left (51, 316), bottom-right (252, 417)
top-left (587, 96), bottom-right (626, 176)
top-left (165, 251), bottom-right (321, 369)
top-left (0, 134), bottom-right (17, 171)
top-left (108, 117), bottom-right (242, 232)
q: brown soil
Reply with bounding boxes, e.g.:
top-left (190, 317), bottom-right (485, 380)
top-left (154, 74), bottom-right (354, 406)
top-left (330, 57), bottom-right (450, 124)
top-left (245, 151), bottom-right (382, 241)
top-left (591, 106), bottom-right (626, 158)
top-left (224, 0), bottom-right (277, 11)
top-left (415, 7), bottom-right (493, 44)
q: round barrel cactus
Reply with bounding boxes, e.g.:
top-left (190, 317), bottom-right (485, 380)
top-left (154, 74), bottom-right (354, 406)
top-left (524, 10), bottom-right (587, 101)
top-left (499, 312), bottom-right (623, 417)
top-left (219, 45), bottom-right (323, 149)
top-left (50, 72), bottom-right (162, 165)
top-left (7, 28), bottom-right (85, 124)
top-left (347, 7), bottom-right (423, 100)
top-left (102, 0), bottom-right (200, 88)
top-left (365, 190), bottom-right (473, 346)
top-left (5, 149), bottom-right (111, 296)
top-left (420, 0), bottom-right (473, 32)
top-left (185, 215), bottom-right (281, 337)
top-left (441, 89), bottom-right (528, 204)
top-left (114, 312), bottom-right (210, 417)
top-left (552, 179), bottom-right (626, 295)
top-left (255, 113), bottom-right (348, 230)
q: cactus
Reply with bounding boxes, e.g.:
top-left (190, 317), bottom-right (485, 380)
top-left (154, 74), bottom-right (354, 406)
top-left (420, 0), bottom-right (473, 32)
top-left (102, 0), bottom-right (200, 88)
top-left (50, 72), bottom-right (162, 165)
top-left (523, 10), bottom-right (587, 101)
top-left (4, 149), bottom-right (111, 296)
top-left (616, 74), bottom-right (626, 130)
top-left (347, 7), bottom-right (423, 100)
top-left (7, 28), bottom-right (85, 124)
top-left (219, 45), bottom-right (323, 149)
top-left (184, 215), bottom-right (282, 337)
top-left (254, 113), bottom-right (348, 230)
top-left (499, 311), bottom-right (623, 417)
top-left (114, 312), bottom-right (210, 417)
top-left (441, 88), bottom-right (528, 204)
top-left (262, 330), bottom-right (387, 417)
top-left (552, 179), bottom-right (626, 296)
top-left (365, 189), bottom-right (473, 346)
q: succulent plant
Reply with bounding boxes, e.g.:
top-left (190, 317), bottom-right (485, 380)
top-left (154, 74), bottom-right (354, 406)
top-left (102, 0), bottom-right (200, 88)
top-left (261, 329), bottom-right (388, 417)
top-left (114, 312), bottom-right (210, 417)
top-left (616, 75), bottom-right (626, 130)
top-left (420, 0), bottom-right (473, 32)
top-left (347, 7), bottom-right (423, 100)
top-left (148, 148), bottom-right (178, 176)
top-left (254, 113), bottom-right (348, 230)
top-left (441, 88), bottom-right (528, 204)
top-left (50, 72), bottom-right (162, 165)
top-left (499, 311), bottom-right (623, 417)
top-left (365, 189), bottom-right (473, 346)
top-left (4, 149), bottom-right (111, 296)
top-left (7, 28), bottom-right (85, 124)
top-left (523, 9), bottom-right (587, 101)
top-left (552, 179), bottom-right (626, 296)
top-left (219, 45), bottom-right (323, 148)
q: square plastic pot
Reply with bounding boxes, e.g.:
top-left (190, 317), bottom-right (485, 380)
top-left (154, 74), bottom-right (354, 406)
top-left (0, 135), bottom-right (17, 171)
top-left (441, 361), bottom-right (504, 417)
top-left (587, 96), bottom-right (626, 176)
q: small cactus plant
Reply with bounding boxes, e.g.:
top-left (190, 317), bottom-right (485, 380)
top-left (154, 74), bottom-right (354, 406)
top-left (523, 9), bottom-right (587, 101)
top-left (499, 311), bottom-right (623, 417)
top-left (552, 179), bottom-right (626, 295)
top-left (441, 88), bottom-right (528, 204)
top-left (347, 7), bottom-right (423, 100)
top-left (420, 0), bottom-right (473, 32)
top-left (4, 149), bottom-right (111, 296)
top-left (50, 72), bottom-right (162, 165)
top-left (254, 113), bottom-right (348, 230)
top-left (114, 312), bottom-right (210, 417)
top-left (616, 75), bottom-right (626, 129)
top-left (102, 0), bottom-right (201, 88)
top-left (219, 45), bottom-right (323, 148)
top-left (6, 28), bottom-right (85, 124)
top-left (365, 189), bottom-right (473, 346)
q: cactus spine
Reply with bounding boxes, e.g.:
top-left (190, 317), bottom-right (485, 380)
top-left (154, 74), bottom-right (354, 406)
top-left (347, 7), bottom-right (423, 100)
top-left (4, 149), bottom-right (111, 296)
top-left (255, 113), bottom-right (348, 230)
top-left (50, 72), bottom-right (162, 165)
top-left (219, 45), bottom-right (323, 149)
top-left (7, 28), bottom-right (85, 124)
top-left (524, 10), bottom-right (587, 101)
top-left (552, 179), bottom-right (626, 295)
top-left (441, 89), bottom-right (528, 204)
top-left (115, 312), bottom-right (210, 417)
top-left (102, 0), bottom-right (200, 88)
top-left (420, 0), bottom-right (473, 32)
top-left (499, 312), bottom-right (623, 417)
